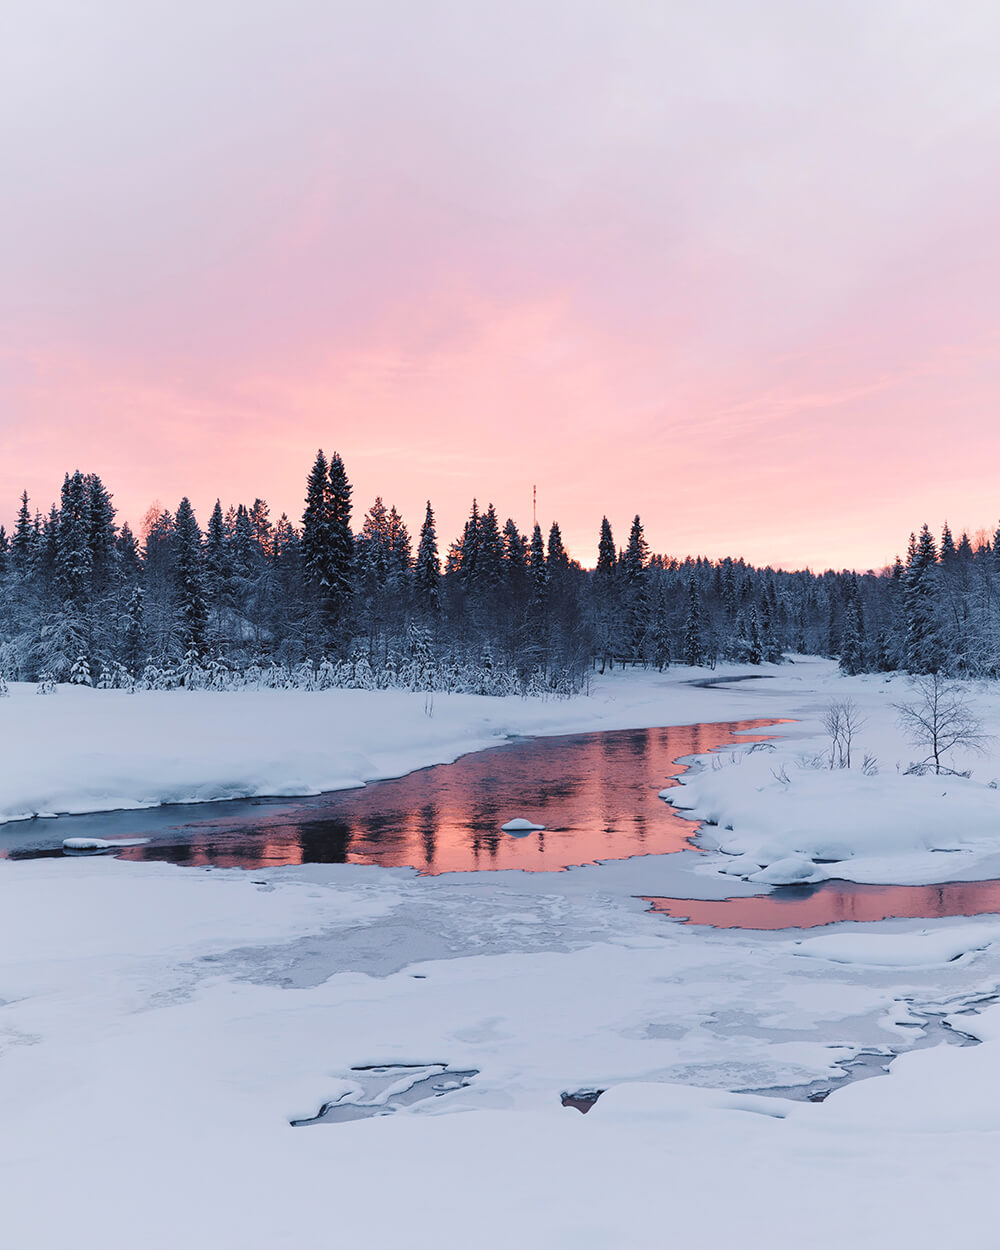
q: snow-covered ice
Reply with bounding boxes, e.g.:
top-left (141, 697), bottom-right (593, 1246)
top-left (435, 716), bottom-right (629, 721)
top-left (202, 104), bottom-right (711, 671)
top-left (4, 659), bottom-right (1000, 1248)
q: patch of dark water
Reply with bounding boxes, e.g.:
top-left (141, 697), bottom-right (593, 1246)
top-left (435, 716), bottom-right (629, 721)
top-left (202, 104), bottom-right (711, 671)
top-left (2, 720), bottom-right (782, 874)
top-left (290, 1064), bottom-right (479, 1126)
top-left (643, 877), bottom-right (1000, 930)
top-left (561, 1088), bottom-right (605, 1113)
top-left (745, 1007), bottom-right (982, 1103)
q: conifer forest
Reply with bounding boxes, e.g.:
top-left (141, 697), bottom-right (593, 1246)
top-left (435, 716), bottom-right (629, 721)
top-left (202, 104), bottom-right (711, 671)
top-left (0, 451), bottom-right (997, 693)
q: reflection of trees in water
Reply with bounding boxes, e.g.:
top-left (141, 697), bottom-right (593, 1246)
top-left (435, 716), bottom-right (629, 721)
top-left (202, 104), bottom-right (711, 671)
top-left (34, 719), bottom-right (781, 875)
top-left (419, 803), bottom-right (437, 869)
top-left (296, 819), bottom-right (353, 865)
top-left (646, 877), bottom-right (1000, 930)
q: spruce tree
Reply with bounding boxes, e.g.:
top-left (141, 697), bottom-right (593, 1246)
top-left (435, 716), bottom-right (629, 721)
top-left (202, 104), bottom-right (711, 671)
top-left (56, 470), bottom-right (93, 609)
top-left (547, 522), bottom-right (569, 572)
top-left (386, 506), bottom-right (412, 579)
top-left (839, 575), bottom-right (864, 674)
top-left (621, 515), bottom-right (650, 663)
top-left (457, 500), bottom-right (481, 589)
top-left (173, 497), bottom-right (207, 656)
top-left (596, 517), bottom-right (616, 582)
top-left (11, 491), bottom-right (35, 573)
top-left (414, 501), bottom-right (441, 614)
top-left (302, 450), bottom-right (332, 593)
top-left (682, 575), bottom-right (706, 667)
top-left (903, 523), bottom-right (942, 674)
top-left (326, 452), bottom-right (354, 625)
top-left (528, 523), bottom-right (547, 609)
top-left (476, 504), bottom-right (504, 589)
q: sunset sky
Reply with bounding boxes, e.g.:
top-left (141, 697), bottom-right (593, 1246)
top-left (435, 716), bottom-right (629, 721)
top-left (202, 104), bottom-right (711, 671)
top-left (3, 0), bottom-right (1000, 570)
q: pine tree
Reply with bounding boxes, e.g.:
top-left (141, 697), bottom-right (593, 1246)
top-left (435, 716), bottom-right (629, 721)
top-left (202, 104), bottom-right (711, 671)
top-left (249, 498), bottom-right (273, 559)
top-left (204, 500), bottom-right (230, 642)
top-left (86, 473), bottom-right (117, 597)
top-left (621, 515), bottom-right (650, 663)
top-left (839, 574), bottom-right (864, 674)
top-left (302, 450), bottom-right (333, 593)
top-left (56, 470), bottom-right (93, 608)
top-left (386, 506), bottom-right (412, 580)
top-left (940, 522), bottom-right (956, 565)
top-left (682, 575), bottom-right (706, 667)
top-left (744, 604), bottom-right (763, 665)
top-left (414, 501), bottom-right (441, 614)
top-left (596, 517), bottom-right (616, 582)
top-left (457, 500), bottom-right (481, 589)
top-left (173, 497), bottom-right (207, 656)
top-left (547, 522), bottom-right (569, 572)
top-left (903, 523), bottom-right (942, 674)
top-left (502, 519), bottom-right (528, 584)
top-left (11, 491), bottom-right (35, 573)
top-left (528, 523), bottom-right (547, 609)
top-left (326, 452), bottom-right (354, 625)
top-left (123, 583), bottom-right (145, 674)
top-left (476, 504), bottom-right (504, 589)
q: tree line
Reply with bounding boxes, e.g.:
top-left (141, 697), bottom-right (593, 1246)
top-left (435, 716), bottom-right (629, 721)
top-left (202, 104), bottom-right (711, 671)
top-left (0, 452), bottom-right (997, 693)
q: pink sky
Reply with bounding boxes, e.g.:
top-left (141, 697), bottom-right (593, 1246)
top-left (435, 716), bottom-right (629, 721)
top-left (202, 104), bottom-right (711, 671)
top-left (3, 0), bottom-right (1000, 570)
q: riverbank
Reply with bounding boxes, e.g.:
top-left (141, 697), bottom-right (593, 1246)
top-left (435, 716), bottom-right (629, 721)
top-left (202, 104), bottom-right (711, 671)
top-left (5, 656), bottom-right (1000, 889)
top-left (0, 661), bottom-right (778, 825)
top-left (671, 659), bottom-right (1000, 887)
top-left (5, 659), bottom-right (1000, 1248)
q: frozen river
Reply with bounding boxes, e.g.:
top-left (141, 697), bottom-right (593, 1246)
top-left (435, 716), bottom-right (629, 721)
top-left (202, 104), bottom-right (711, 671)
top-left (7, 717), bottom-right (1000, 931)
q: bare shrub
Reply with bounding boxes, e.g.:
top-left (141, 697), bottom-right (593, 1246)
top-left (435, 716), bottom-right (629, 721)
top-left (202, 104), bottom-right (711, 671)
top-left (894, 673), bottom-right (990, 776)
top-left (822, 697), bottom-right (866, 769)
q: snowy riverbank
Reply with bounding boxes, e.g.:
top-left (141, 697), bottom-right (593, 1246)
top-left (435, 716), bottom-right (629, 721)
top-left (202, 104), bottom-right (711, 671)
top-left (6, 659), bottom-right (1000, 1248)
top-left (670, 658), bottom-right (1000, 887)
top-left (4, 657), bottom-right (1000, 889)
top-left (0, 661), bottom-right (774, 825)
top-left (5, 844), bottom-right (1000, 1247)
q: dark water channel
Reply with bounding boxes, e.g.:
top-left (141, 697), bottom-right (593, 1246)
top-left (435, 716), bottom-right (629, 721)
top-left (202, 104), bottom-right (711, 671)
top-left (6, 716), bottom-right (1000, 931)
top-left (1, 720), bottom-right (779, 873)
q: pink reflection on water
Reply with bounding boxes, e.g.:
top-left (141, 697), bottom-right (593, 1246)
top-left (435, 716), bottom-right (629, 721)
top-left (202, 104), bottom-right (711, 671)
top-left (116, 720), bottom-right (784, 874)
top-left (643, 879), bottom-right (1000, 930)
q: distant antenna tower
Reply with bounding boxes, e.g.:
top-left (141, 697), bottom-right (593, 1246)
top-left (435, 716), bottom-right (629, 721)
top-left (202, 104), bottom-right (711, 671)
top-left (533, 484), bottom-right (537, 529)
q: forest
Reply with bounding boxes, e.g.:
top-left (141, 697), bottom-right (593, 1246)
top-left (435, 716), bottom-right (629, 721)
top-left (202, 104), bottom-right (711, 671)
top-left (0, 450), bottom-right (998, 694)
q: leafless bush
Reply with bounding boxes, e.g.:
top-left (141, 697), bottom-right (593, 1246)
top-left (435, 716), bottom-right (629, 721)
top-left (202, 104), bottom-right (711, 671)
top-left (771, 763), bottom-right (791, 786)
top-left (822, 697), bottom-right (866, 769)
top-left (861, 753), bottom-right (879, 777)
top-left (797, 752), bottom-right (825, 771)
top-left (894, 673), bottom-right (990, 776)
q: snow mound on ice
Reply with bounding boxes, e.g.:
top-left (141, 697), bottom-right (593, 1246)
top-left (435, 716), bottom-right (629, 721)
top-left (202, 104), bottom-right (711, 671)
top-left (792, 924), bottom-right (1000, 967)
top-left (62, 837), bottom-right (113, 851)
top-left (747, 855), bottom-right (821, 885)
top-left (501, 818), bottom-right (545, 833)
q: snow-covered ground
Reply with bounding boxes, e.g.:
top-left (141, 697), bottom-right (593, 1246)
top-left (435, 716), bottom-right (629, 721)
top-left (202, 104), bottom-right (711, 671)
top-left (0, 662), bottom-right (768, 824)
top-left (4, 660), bottom-right (1000, 1248)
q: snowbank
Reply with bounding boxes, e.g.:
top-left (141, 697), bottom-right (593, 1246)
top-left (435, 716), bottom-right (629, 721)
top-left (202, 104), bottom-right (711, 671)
top-left (0, 663), bottom-right (776, 826)
top-left (4, 852), bottom-right (1000, 1248)
top-left (5, 660), bottom-right (1000, 1246)
top-left (670, 660), bottom-right (1000, 887)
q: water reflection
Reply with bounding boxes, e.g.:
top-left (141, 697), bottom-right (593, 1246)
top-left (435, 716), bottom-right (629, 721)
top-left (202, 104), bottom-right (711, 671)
top-left (644, 878), bottom-right (1000, 930)
top-left (99, 720), bottom-right (781, 874)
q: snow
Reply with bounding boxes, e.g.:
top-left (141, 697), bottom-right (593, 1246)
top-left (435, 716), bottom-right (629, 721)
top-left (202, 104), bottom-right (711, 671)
top-left (0, 663), bottom-right (770, 825)
top-left (792, 925), bottom-right (1000, 967)
top-left (5, 660), bottom-right (1000, 1246)
top-left (501, 818), bottom-right (546, 832)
